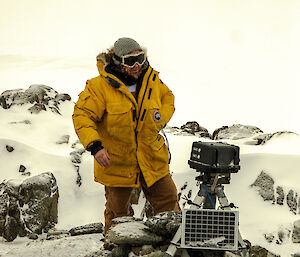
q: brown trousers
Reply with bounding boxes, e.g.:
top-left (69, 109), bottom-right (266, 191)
top-left (104, 173), bottom-right (180, 235)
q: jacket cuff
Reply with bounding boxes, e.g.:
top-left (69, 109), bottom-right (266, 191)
top-left (86, 141), bottom-right (104, 156)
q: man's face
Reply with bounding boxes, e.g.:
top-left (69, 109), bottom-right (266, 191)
top-left (121, 50), bottom-right (144, 79)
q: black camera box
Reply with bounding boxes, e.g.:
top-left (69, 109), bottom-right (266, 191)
top-left (188, 141), bottom-right (240, 173)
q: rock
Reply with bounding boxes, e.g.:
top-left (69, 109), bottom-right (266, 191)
top-left (130, 187), bottom-right (141, 205)
top-left (56, 135), bottom-right (70, 145)
top-left (277, 229), bottom-right (288, 244)
top-left (28, 103), bottom-right (47, 114)
top-left (6, 145), bottom-right (14, 152)
top-left (28, 233), bottom-right (39, 240)
top-left (287, 190), bottom-right (298, 214)
top-left (54, 93), bottom-right (72, 102)
top-left (107, 221), bottom-right (163, 246)
top-left (9, 119), bottom-right (31, 125)
top-left (276, 186), bottom-right (284, 205)
top-left (264, 233), bottom-right (274, 243)
top-left (0, 85), bottom-right (71, 114)
top-left (3, 216), bottom-right (19, 242)
top-left (212, 124), bottom-right (264, 143)
top-left (144, 211), bottom-right (181, 239)
top-left (292, 220), bottom-right (300, 243)
top-left (18, 172), bottom-right (59, 234)
top-left (47, 228), bottom-right (70, 240)
top-left (250, 171), bottom-right (275, 202)
top-left (111, 244), bottom-right (131, 257)
top-left (141, 200), bottom-right (154, 219)
top-left (111, 216), bottom-right (142, 226)
top-left (69, 222), bottom-right (104, 236)
top-left (260, 131), bottom-right (298, 145)
top-left (0, 181), bottom-right (23, 240)
top-left (70, 149), bottom-right (86, 164)
top-left (180, 121), bottom-right (210, 137)
top-left (71, 140), bottom-right (83, 149)
top-left (132, 245), bottom-right (156, 256)
top-left (84, 249), bottom-right (112, 257)
top-left (248, 245), bottom-right (280, 257)
top-left (19, 165), bottom-right (26, 173)
top-left (140, 245), bottom-right (156, 255)
top-left (73, 165), bottom-right (82, 187)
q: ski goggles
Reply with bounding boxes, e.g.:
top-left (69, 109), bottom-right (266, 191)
top-left (120, 51), bottom-right (146, 68)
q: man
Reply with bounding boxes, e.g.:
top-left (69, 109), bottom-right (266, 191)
top-left (72, 37), bottom-right (180, 235)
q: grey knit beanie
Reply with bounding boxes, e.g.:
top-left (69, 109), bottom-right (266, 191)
top-left (114, 37), bottom-right (142, 57)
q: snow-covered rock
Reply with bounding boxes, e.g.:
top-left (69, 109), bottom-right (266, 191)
top-left (0, 84), bottom-right (71, 114)
top-left (0, 172), bottom-right (59, 241)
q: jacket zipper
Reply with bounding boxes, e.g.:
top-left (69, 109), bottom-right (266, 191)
top-left (137, 68), bottom-right (153, 122)
top-left (135, 68), bottom-right (153, 185)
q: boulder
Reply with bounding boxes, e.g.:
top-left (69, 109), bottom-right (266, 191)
top-left (212, 124), bottom-right (264, 143)
top-left (107, 220), bottom-right (163, 246)
top-left (18, 172), bottom-right (59, 234)
top-left (144, 211), bottom-right (181, 239)
top-left (250, 171), bottom-right (275, 202)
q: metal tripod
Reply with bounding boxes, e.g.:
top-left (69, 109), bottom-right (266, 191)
top-left (164, 172), bottom-right (248, 257)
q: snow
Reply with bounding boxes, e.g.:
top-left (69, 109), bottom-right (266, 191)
top-left (0, 234), bottom-right (102, 257)
top-left (0, 102), bottom-right (300, 256)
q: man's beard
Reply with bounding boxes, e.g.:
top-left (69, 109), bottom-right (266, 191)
top-left (122, 68), bottom-right (142, 80)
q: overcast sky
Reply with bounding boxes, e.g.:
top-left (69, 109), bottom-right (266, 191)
top-left (1, 0), bottom-right (299, 134)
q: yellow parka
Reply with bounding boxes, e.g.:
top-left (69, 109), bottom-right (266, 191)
top-left (72, 57), bottom-right (175, 188)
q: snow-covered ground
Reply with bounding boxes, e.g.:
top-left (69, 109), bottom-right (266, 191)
top-left (0, 100), bottom-right (300, 256)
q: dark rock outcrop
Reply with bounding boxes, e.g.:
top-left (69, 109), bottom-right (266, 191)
top-left (180, 121), bottom-right (211, 137)
top-left (19, 172), bottom-right (59, 234)
top-left (0, 84), bottom-right (71, 114)
top-left (0, 172), bottom-right (59, 241)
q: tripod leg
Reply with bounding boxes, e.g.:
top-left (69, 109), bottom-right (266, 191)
top-left (164, 187), bottom-right (208, 257)
top-left (164, 224), bottom-right (182, 257)
top-left (215, 186), bottom-right (248, 251)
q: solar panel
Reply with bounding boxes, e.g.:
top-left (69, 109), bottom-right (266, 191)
top-left (181, 209), bottom-right (239, 251)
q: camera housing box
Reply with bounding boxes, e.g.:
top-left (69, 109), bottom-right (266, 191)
top-left (188, 141), bottom-right (240, 173)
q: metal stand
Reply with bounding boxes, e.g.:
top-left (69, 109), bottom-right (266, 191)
top-left (164, 173), bottom-right (248, 257)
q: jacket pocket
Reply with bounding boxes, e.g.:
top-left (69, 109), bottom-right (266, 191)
top-left (102, 143), bottom-right (136, 178)
top-left (106, 102), bottom-right (134, 142)
top-left (148, 135), bottom-right (169, 171)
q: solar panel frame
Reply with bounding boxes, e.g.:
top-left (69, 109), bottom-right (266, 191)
top-left (181, 209), bottom-right (239, 251)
